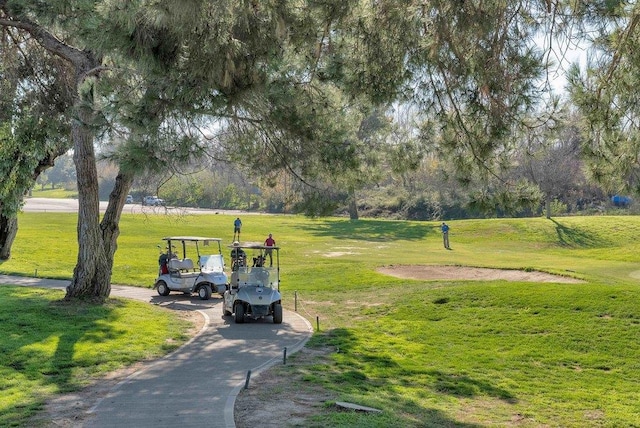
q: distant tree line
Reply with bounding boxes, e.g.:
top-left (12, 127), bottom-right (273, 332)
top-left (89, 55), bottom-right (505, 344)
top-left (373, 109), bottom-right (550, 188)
top-left (45, 129), bottom-right (628, 220)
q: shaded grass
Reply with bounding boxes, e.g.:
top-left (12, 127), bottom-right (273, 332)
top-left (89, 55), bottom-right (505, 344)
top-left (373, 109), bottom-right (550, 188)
top-left (0, 287), bottom-right (191, 426)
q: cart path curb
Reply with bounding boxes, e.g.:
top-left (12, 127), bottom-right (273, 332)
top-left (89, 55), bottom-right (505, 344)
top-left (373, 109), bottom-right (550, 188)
top-left (224, 312), bottom-right (313, 428)
top-left (0, 275), bottom-right (314, 428)
top-left (86, 309), bottom-right (212, 415)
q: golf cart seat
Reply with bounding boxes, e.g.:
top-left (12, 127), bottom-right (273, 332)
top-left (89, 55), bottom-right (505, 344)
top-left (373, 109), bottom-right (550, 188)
top-left (168, 258), bottom-right (195, 272)
top-left (180, 258), bottom-right (195, 271)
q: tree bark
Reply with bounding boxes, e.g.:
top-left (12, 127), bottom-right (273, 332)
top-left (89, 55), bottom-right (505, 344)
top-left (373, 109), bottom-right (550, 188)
top-left (0, 213), bottom-right (17, 260)
top-left (101, 171), bottom-right (135, 275)
top-left (545, 196), bottom-right (551, 219)
top-left (65, 87), bottom-right (112, 301)
top-left (63, 68), bottom-right (135, 302)
top-left (64, 147), bottom-right (134, 301)
top-left (348, 187), bottom-right (359, 220)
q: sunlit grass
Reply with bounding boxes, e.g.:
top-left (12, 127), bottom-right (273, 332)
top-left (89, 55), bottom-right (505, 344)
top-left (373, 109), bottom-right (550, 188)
top-left (2, 212), bottom-right (640, 426)
top-left (29, 188), bottom-right (78, 199)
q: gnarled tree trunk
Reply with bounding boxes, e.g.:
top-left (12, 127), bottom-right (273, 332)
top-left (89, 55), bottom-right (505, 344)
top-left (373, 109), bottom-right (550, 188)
top-left (101, 171), bottom-right (135, 277)
top-left (0, 214), bottom-right (17, 260)
top-left (65, 89), bottom-right (111, 301)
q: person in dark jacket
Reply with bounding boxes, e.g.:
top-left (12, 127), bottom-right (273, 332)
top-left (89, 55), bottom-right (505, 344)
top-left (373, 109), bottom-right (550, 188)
top-left (441, 222), bottom-right (450, 249)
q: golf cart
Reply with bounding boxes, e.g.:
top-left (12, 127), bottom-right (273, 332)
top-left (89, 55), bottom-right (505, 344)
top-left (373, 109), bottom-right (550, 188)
top-left (222, 242), bottom-right (282, 324)
top-left (154, 237), bottom-right (229, 300)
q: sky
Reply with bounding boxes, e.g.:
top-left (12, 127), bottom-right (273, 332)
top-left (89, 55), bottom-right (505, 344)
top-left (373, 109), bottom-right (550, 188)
top-left (537, 32), bottom-right (590, 95)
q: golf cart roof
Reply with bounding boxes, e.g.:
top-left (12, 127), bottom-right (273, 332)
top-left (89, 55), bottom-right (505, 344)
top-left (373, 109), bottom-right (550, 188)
top-left (163, 237), bottom-right (223, 242)
top-left (228, 241), bottom-right (280, 250)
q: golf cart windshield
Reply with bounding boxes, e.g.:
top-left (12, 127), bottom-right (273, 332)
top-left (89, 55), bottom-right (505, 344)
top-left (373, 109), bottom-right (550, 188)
top-left (200, 254), bottom-right (225, 272)
top-left (227, 242), bottom-right (280, 289)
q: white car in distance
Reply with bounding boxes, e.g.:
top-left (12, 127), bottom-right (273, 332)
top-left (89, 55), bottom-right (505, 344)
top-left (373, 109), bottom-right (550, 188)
top-left (143, 195), bottom-right (165, 206)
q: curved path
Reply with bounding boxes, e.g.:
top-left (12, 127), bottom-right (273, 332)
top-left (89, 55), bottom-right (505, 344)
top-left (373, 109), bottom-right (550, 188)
top-left (0, 275), bottom-right (313, 428)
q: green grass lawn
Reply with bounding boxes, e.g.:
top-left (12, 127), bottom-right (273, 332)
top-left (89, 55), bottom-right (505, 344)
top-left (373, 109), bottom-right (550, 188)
top-left (2, 212), bottom-right (640, 426)
top-left (29, 188), bottom-right (78, 199)
top-left (0, 286), bottom-right (192, 427)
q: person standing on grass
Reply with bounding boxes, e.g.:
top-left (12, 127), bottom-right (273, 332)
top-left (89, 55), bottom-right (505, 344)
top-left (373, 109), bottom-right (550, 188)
top-left (233, 217), bottom-right (242, 241)
top-left (441, 222), bottom-right (450, 249)
top-left (264, 233), bottom-right (276, 267)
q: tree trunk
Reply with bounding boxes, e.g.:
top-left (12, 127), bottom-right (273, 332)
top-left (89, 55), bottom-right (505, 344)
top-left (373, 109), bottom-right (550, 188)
top-left (0, 213), bottom-right (18, 260)
top-left (64, 147), bottom-right (134, 301)
top-left (101, 171), bottom-right (135, 273)
top-left (65, 99), bottom-right (111, 302)
top-left (63, 58), bottom-right (130, 302)
top-left (348, 187), bottom-right (359, 220)
top-left (545, 196), bottom-right (551, 219)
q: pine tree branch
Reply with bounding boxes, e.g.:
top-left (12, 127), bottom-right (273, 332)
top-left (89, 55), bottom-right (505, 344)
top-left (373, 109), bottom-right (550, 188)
top-left (0, 14), bottom-right (102, 78)
top-left (597, 11), bottom-right (640, 99)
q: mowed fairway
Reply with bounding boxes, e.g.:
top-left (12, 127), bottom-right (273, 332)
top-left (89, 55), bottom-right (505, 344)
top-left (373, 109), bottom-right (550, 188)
top-left (3, 212), bottom-right (640, 427)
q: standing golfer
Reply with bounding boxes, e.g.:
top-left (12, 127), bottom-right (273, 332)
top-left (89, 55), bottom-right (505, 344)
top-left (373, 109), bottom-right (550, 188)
top-left (233, 217), bottom-right (242, 241)
top-left (264, 233), bottom-right (276, 267)
top-left (441, 222), bottom-right (450, 249)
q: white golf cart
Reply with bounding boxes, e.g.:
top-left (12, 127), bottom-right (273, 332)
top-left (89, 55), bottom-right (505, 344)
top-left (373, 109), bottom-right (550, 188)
top-left (222, 242), bottom-right (282, 324)
top-left (154, 236), bottom-right (228, 300)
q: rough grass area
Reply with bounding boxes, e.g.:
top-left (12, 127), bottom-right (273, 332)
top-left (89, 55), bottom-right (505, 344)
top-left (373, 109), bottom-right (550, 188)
top-left (237, 281), bottom-right (640, 427)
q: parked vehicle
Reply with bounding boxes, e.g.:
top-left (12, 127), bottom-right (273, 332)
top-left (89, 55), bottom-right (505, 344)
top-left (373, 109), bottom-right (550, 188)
top-left (143, 195), bottom-right (165, 206)
top-left (125, 194), bottom-right (134, 204)
top-left (222, 242), bottom-right (282, 324)
top-left (154, 237), bottom-right (228, 300)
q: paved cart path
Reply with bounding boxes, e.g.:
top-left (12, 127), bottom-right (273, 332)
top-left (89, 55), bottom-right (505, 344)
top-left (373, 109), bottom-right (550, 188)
top-left (0, 275), bottom-right (312, 428)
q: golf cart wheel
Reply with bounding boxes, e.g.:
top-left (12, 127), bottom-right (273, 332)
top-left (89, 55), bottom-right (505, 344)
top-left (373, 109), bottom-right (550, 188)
top-left (235, 304), bottom-right (245, 324)
top-left (273, 303), bottom-right (283, 324)
top-left (156, 281), bottom-right (170, 296)
top-left (198, 284), bottom-right (212, 300)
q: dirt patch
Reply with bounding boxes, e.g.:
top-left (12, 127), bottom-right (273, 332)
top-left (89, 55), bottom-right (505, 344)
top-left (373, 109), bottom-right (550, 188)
top-left (378, 265), bottom-right (584, 283)
top-left (235, 347), bottom-right (337, 428)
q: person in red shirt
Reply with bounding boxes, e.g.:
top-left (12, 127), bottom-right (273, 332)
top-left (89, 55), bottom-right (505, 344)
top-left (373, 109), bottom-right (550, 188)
top-left (264, 233), bottom-right (276, 266)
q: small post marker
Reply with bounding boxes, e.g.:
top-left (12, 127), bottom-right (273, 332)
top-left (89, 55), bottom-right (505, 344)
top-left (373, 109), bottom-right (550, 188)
top-left (244, 370), bottom-right (252, 389)
top-left (316, 316), bottom-right (320, 332)
top-left (294, 291), bottom-right (298, 312)
top-left (283, 347), bottom-right (287, 365)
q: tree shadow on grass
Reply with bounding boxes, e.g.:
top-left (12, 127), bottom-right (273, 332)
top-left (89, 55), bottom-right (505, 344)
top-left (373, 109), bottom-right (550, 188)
top-left (429, 370), bottom-right (517, 403)
top-left (0, 287), bottom-right (125, 425)
top-left (4, 289), bottom-right (123, 390)
top-left (311, 328), bottom-right (516, 426)
top-left (46, 299), bottom-right (125, 391)
top-left (293, 218), bottom-right (435, 242)
top-left (551, 219), bottom-right (610, 248)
